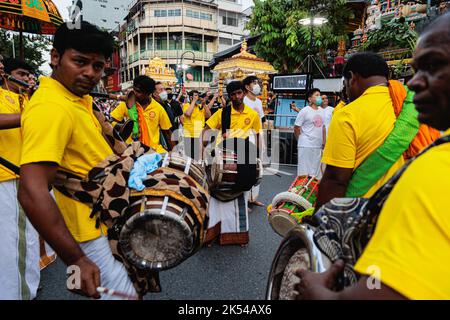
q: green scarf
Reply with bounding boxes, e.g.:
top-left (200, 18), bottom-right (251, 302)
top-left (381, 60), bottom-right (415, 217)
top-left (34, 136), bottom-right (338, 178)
top-left (345, 88), bottom-right (420, 197)
top-left (128, 104), bottom-right (140, 140)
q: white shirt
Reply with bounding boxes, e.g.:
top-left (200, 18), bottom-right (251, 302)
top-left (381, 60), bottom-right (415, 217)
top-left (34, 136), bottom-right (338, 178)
top-left (244, 96), bottom-right (265, 121)
top-left (294, 106), bottom-right (325, 148)
top-left (321, 106), bottom-right (334, 135)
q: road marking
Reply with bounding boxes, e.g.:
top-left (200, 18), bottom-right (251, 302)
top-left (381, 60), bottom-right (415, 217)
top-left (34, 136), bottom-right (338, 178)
top-left (264, 167), bottom-right (294, 176)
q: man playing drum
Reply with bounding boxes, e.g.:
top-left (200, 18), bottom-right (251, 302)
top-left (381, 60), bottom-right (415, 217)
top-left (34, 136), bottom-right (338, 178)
top-left (18, 21), bottom-right (137, 299)
top-left (110, 75), bottom-right (174, 153)
top-left (296, 13), bottom-right (450, 299)
top-left (201, 81), bottom-right (262, 246)
top-left (0, 57), bottom-right (41, 299)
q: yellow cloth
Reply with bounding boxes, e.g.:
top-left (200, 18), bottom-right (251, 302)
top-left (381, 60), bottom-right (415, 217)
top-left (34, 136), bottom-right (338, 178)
top-left (206, 105), bottom-right (262, 142)
top-left (0, 88), bottom-right (27, 182)
top-left (333, 100), bottom-right (346, 113)
top-left (110, 101), bottom-right (133, 144)
top-left (142, 99), bottom-right (172, 153)
top-left (183, 102), bottom-right (206, 138)
top-left (354, 129), bottom-right (450, 299)
top-left (322, 86), bottom-right (405, 197)
top-left (21, 77), bottom-right (113, 242)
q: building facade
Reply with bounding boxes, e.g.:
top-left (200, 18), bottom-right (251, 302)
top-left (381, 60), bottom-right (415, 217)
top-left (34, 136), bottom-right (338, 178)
top-left (119, 0), bottom-right (249, 91)
top-left (71, 0), bottom-right (131, 31)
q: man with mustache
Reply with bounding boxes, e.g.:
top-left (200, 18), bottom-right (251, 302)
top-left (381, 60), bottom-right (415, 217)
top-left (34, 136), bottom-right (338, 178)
top-left (18, 22), bottom-right (137, 299)
top-left (296, 12), bottom-right (450, 300)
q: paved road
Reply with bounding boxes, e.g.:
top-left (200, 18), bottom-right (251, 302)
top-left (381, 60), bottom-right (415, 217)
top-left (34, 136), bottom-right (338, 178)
top-left (36, 165), bottom-right (297, 300)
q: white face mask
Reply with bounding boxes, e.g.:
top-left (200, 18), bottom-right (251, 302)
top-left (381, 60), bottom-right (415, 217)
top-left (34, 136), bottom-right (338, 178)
top-left (159, 91), bottom-right (168, 101)
top-left (252, 84), bottom-right (261, 96)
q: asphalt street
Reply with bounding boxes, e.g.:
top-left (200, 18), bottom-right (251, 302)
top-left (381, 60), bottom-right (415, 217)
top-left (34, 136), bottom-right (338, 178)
top-left (36, 164), bottom-right (297, 300)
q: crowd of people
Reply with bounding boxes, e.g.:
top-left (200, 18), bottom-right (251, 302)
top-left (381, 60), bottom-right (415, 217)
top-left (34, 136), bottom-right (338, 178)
top-left (0, 11), bottom-right (449, 301)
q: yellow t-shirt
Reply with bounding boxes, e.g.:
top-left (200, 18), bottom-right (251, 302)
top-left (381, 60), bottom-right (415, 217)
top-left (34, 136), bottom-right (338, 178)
top-left (354, 130), bottom-right (450, 299)
top-left (110, 99), bottom-right (172, 153)
top-left (206, 105), bottom-right (262, 142)
top-left (0, 88), bottom-right (27, 182)
top-left (183, 102), bottom-right (206, 138)
top-left (21, 77), bottom-right (113, 242)
top-left (333, 100), bottom-right (346, 113)
top-left (109, 101), bottom-right (133, 144)
top-left (322, 86), bottom-right (405, 197)
top-left (143, 99), bottom-right (172, 153)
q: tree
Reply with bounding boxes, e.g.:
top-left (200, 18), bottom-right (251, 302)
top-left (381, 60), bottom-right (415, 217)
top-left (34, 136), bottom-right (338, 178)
top-left (0, 30), bottom-right (52, 75)
top-left (246, 0), bottom-right (355, 74)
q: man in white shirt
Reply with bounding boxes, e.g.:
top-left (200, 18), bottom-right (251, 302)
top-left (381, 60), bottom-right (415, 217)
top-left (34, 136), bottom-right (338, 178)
top-left (243, 75), bottom-right (265, 207)
top-left (294, 88), bottom-right (326, 178)
top-left (320, 95), bottom-right (334, 136)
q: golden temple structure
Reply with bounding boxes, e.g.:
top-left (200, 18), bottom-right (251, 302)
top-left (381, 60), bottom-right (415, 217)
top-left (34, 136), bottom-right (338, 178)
top-left (142, 56), bottom-right (178, 87)
top-left (212, 40), bottom-right (277, 112)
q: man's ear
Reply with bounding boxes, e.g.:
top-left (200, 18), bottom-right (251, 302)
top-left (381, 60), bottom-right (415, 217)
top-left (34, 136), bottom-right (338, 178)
top-left (50, 48), bottom-right (61, 70)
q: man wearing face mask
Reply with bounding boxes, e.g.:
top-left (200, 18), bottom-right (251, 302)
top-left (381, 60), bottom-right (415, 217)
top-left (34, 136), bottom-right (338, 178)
top-left (294, 88), bottom-right (326, 178)
top-left (153, 81), bottom-right (176, 129)
top-left (243, 76), bottom-right (265, 124)
top-left (243, 76), bottom-right (266, 207)
top-left (166, 87), bottom-right (183, 128)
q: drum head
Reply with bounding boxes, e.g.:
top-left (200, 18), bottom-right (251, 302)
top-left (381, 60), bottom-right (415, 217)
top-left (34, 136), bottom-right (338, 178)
top-left (266, 227), bottom-right (317, 300)
top-left (268, 210), bottom-right (298, 237)
top-left (119, 209), bottom-right (194, 271)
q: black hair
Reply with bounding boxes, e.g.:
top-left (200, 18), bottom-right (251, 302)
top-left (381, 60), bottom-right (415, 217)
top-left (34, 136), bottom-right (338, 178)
top-left (343, 52), bottom-right (389, 80)
top-left (3, 58), bottom-right (34, 74)
top-left (307, 88), bottom-right (321, 99)
top-left (188, 90), bottom-right (199, 98)
top-left (226, 81), bottom-right (245, 96)
top-left (133, 75), bottom-right (156, 94)
top-left (243, 75), bottom-right (258, 91)
top-left (53, 21), bottom-right (114, 58)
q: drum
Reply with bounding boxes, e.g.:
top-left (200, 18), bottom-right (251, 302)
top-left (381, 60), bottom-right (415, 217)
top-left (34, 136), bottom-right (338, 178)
top-left (206, 148), bottom-right (263, 202)
top-left (266, 226), bottom-right (331, 300)
top-left (118, 153), bottom-right (209, 271)
top-left (268, 175), bottom-right (319, 237)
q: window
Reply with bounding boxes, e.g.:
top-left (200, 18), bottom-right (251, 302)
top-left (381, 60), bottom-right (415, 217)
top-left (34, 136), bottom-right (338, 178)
top-left (155, 10), bottom-right (167, 17)
top-left (219, 37), bottom-right (232, 46)
top-left (155, 38), bottom-right (167, 50)
top-left (168, 9), bottom-right (181, 17)
top-left (187, 9), bottom-right (212, 21)
top-left (220, 10), bottom-right (239, 27)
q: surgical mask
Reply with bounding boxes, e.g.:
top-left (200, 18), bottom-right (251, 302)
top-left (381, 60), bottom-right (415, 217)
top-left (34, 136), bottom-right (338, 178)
top-left (159, 91), bottom-right (168, 101)
top-left (167, 93), bottom-right (173, 100)
top-left (252, 84), bottom-right (261, 96)
top-left (315, 96), bottom-right (323, 107)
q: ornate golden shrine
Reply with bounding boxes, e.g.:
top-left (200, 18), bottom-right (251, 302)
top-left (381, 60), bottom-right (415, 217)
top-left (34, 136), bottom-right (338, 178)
top-left (142, 56), bottom-right (178, 87)
top-left (212, 40), bottom-right (277, 112)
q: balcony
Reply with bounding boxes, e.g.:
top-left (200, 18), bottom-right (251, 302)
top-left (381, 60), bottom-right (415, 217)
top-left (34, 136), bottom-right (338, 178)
top-left (127, 50), bottom-right (214, 64)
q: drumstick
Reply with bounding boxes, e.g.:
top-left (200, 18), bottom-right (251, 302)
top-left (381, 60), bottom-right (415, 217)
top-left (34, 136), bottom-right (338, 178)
top-left (96, 287), bottom-right (139, 300)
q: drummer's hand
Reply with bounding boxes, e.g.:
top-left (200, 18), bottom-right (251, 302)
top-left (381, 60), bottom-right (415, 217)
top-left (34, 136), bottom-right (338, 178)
top-left (295, 259), bottom-right (344, 300)
top-left (68, 256), bottom-right (101, 299)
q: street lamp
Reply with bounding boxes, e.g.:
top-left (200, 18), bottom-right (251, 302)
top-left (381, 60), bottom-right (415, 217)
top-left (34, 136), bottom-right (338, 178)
top-left (298, 16), bottom-right (328, 89)
top-left (176, 50), bottom-right (196, 90)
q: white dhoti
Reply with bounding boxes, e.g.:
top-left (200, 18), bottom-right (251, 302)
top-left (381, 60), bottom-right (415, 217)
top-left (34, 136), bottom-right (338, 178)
top-left (0, 179), bottom-right (40, 300)
top-left (297, 147), bottom-right (323, 179)
top-left (80, 236), bottom-right (138, 300)
top-left (205, 193), bottom-right (249, 246)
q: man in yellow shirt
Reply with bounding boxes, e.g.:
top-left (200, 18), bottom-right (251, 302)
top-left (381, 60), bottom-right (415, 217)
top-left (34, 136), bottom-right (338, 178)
top-left (0, 57), bottom-right (41, 300)
top-left (296, 12), bottom-right (450, 300)
top-left (18, 21), bottom-right (137, 299)
top-left (202, 81), bottom-right (262, 246)
top-left (183, 90), bottom-right (211, 160)
top-left (110, 76), bottom-right (173, 153)
top-left (316, 52), bottom-right (405, 209)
